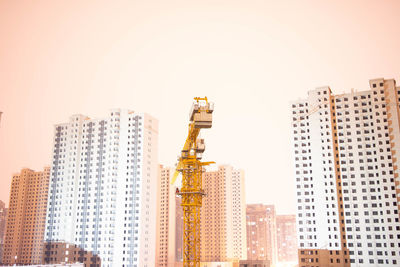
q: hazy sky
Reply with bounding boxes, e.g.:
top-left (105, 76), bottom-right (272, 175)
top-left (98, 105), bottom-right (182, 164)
top-left (1, 0), bottom-right (399, 214)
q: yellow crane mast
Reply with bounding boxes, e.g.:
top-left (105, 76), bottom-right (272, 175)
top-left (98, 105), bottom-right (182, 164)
top-left (172, 97), bottom-right (214, 267)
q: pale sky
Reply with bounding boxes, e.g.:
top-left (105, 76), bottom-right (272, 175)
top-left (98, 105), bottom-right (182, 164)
top-left (0, 0), bottom-right (399, 214)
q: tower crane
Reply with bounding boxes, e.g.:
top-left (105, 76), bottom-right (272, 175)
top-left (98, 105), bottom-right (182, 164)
top-left (171, 97), bottom-right (214, 267)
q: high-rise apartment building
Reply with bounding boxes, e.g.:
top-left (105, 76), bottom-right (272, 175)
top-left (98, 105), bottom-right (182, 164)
top-left (175, 196), bottom-right (183, 264)
top-left (2, 167), bottom-right (50, 265)
top-left (44, 110), bottom-right (158, 267)
top-left (154, 165), bottom-right (186, 267)
top-left (291, 78), bottom-right (400, 266)
top-left (0, 200), bottom-right (8, 264)
top-left (156, 165), bottom-right (177, 267)
top-left (246, 204), bottom-right (277, 267)
top-left (276, 215), bottom-right (297, 262)
top-left (201, 165), bottom-right (247, 264)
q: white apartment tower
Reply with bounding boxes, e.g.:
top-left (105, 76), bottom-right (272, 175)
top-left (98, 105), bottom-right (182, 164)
top-left (291, 78), bottom-right (400, 267)
top-left (201, 165), bottom-right (247, 264)
top-left (45, 110), bottom-right (158, 267)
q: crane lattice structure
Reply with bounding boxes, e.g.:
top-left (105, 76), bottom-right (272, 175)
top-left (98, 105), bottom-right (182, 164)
top-left (172, 97), bottom-right (214, 267)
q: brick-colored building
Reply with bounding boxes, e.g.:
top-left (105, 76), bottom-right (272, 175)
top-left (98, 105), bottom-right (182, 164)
top-left (2, 167), bottom-right (50, 265)
top-left (11, 264), bottom-right (83, 267)
top-left (246, 204), bottom-right (277, 267)
top-left (239, 259), bottom-right (270, 267)
top-left (276, 215), bottom-right (297, 262)
top-left (43, 241), bottom-right (101, 266)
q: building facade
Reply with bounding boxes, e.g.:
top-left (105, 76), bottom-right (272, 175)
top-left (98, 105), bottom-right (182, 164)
top-left (291, 78), bottom-right (400, 266)
top-left (175, 196), bottom-right (183, 264)
top-left (2, 167), bottom-right (50, 265)
top-left (11, 264), bottom-right (84, 267)
top-left (44, 110), bottom-right (158, 267)
top-left (201, 165), bottom-right (247, 264)
top-left (276, 215), bottom-right (297, 262)
top-left (239, 259), bottom-right (270, 267)
top-left (43, 241), bottom-right (101, 266)
top-left (156, 165), bottom-right (177, 267)
top-left (246, 204), bottom-right (277, 267)
top-left (0, 200), bottom-right (8, 264)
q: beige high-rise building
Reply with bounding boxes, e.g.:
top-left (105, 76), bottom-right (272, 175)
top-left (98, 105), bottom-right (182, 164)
top-left (246, 204), bottom-right (277, 267)
top-left (291, 78), bottom-right (400, 266)
top-left (175, 196), bottom-right (183, 264)
top-left (2, 167), bottom-right (50, 265)
top-left (201, 165), bottom-right (247, 265)
top-left (154, 165), bottom-right (186, 267)
top-left (276, 215), bottom-right (297, 263)
top-left (156, 165), bottom-right (178, 267)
